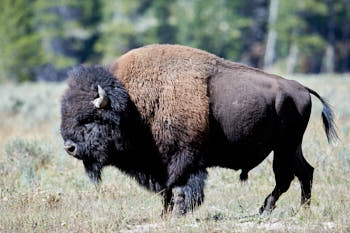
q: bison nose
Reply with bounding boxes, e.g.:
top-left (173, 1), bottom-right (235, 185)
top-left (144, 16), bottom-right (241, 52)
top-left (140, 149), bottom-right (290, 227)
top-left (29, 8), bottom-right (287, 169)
top-left (64, 141), bottom-right (77, 156)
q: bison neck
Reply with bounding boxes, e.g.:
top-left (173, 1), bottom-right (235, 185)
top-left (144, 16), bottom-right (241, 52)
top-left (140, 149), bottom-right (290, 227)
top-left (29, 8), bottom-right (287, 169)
top-left (111, 104), bottom-right (167, 193)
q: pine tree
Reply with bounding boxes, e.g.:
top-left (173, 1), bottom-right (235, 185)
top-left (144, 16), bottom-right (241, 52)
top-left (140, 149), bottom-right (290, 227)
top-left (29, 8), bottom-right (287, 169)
top-left (276, 0), bottom-right (350, 73)
top-left (32, 0), bottom-right (103, 81)
top-left (95, 0), bottom-right (143, 63)
top-left (0, 0), bottom-right (43, 81)
top-left (174, 0), bottom-right (251, 60)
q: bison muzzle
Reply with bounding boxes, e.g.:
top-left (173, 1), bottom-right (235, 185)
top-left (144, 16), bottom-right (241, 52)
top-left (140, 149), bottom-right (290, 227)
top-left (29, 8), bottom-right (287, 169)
top-left (60, 44), bottom-right (338, 216)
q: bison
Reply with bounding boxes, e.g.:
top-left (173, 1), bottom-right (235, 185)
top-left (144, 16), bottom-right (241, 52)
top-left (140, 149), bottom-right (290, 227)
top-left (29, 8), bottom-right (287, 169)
top-left (60, 44), bottom-right (337, 215)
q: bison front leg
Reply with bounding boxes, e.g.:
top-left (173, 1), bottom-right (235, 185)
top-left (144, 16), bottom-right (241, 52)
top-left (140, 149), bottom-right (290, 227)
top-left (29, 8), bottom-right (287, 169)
top-left (163, 149), bottom-right (207, 215)
top-left (170, 170), bottom-right (207, 215)
top-left (166, 150), bottom-right (198, 189)
top-left (161, 169), bottom-right (207, 216)
top-left (161, 189), bottom-right (174, 217)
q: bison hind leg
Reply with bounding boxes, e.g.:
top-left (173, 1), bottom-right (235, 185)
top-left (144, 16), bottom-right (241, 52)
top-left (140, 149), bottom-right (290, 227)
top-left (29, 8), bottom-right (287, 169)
top-left (170, 169), bottom-right (207, 215)
top-left (294, 145), bottom-right (314, 207)
top-left (259, 148), bottom-right (296, 214)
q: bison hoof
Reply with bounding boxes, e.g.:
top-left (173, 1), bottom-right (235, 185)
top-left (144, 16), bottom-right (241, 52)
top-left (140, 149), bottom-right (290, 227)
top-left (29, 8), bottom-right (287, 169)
top-left (259, 205), bottom-right (275, 216)
top-left (172, 187), bottom-right (188, 215)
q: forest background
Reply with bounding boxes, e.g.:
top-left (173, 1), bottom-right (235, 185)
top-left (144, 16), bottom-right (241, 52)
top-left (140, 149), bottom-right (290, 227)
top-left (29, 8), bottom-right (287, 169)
top-left (1, 0), bottom-right (349, 82)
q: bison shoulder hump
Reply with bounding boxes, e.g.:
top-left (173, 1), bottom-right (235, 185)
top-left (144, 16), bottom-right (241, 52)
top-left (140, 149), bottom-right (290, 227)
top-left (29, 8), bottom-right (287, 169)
top-left (110, 44), bottom-right (219, 152)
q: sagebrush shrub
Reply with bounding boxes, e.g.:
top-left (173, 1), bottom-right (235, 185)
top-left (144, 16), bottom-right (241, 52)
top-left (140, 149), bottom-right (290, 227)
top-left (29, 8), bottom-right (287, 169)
top-left (4, 138), bottom-right (52, 184)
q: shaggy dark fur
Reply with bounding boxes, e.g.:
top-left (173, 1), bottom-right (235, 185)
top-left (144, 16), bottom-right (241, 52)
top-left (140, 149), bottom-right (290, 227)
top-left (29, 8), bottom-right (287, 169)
top-left (61, 44), bottom-right (338, 216)
top-left (61, 65), bottom-right (166, 191)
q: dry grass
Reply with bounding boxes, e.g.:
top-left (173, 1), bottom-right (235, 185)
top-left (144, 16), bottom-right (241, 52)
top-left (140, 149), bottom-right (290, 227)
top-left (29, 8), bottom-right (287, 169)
top-left (0, 75), bottom-right (350, 232)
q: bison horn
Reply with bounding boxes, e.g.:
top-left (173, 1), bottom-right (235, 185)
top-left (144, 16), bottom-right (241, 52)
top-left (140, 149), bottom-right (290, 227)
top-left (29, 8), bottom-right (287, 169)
top-left (92, 85), bottom-right (109, 108)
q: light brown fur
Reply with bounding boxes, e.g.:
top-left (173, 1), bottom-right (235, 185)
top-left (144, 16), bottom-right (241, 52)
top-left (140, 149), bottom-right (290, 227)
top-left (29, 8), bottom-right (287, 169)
top-left (110, 44), bottom-right (219, 154)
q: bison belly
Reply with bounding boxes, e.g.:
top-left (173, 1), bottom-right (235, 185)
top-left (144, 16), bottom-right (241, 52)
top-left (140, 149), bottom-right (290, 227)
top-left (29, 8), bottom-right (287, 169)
top-left (207, 69), bottom-right (278, 170)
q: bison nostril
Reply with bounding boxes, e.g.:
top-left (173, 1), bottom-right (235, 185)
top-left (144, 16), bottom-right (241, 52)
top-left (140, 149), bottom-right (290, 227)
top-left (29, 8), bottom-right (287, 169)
top-left (67, 145), bottom-right (75, 153)
top-left (64, 141), bottom-right (77, 156)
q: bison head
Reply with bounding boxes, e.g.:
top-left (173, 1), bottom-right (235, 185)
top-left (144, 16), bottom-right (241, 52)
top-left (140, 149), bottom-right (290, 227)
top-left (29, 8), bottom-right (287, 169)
top-left (60, 65), bottom-right (130, 183)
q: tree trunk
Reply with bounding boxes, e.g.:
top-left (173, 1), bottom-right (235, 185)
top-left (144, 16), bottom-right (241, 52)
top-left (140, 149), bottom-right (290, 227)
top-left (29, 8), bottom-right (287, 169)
top-left (322, 45), bottom-right (335, 73)
top-left (286, 42), bottom-right (299, 74)
top-left (264, 0), bottom-right (279, 69)
top-left (341, 0), bottom-right (350, 72)
top-left (321, 0), bottom-right (336, 73)
top-left (241, 0), bottom-right (268, 68)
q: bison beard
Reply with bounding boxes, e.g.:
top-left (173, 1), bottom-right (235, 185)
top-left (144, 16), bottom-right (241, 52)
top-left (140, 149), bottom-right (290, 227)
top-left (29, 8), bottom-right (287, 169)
top-left (61, 44), bottom-right (337, 216)
top-left (84, 159), bottom-right (102, 184)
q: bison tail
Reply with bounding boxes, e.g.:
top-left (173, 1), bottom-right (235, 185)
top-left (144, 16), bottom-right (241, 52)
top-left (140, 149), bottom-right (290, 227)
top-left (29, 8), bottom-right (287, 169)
top-left (305, 87), bottom-right (339, 144)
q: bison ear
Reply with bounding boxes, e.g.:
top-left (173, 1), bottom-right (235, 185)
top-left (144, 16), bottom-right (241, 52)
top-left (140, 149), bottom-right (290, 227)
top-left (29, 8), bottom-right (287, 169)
top-left (92, 85), bottom-right (109, 108)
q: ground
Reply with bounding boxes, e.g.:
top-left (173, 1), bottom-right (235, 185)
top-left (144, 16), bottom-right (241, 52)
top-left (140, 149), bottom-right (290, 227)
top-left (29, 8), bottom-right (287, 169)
top-left (0, 74), bottom-right (349, 232)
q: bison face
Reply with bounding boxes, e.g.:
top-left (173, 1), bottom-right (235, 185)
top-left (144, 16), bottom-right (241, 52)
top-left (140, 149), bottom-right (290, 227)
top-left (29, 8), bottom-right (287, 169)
top-left (60, 65), bottom-right (130, 183)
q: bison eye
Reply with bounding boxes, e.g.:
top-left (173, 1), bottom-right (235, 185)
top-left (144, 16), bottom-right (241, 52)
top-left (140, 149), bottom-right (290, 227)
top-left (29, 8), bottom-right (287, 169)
top-left (84, 123), bottom-right (96, 130)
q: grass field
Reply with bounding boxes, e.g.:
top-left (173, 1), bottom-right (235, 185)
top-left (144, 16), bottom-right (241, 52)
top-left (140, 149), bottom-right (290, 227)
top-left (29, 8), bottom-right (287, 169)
top-left (0, 74), bottom-right (349, 232)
